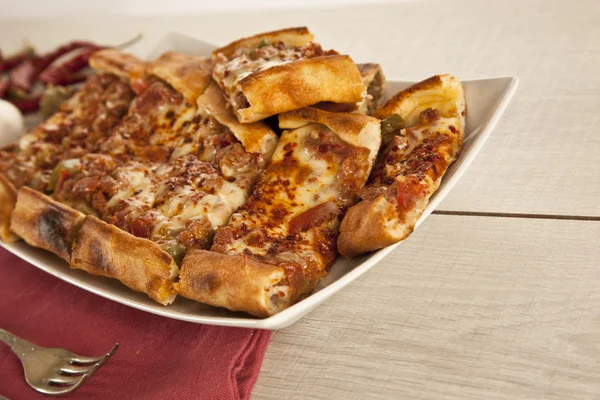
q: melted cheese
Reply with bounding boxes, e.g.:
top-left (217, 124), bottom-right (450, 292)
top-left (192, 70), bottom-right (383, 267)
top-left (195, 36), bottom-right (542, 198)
top-left (107, 162), bottom-right (159, 213)
top-left (222, 124), bottom-right (344, 256)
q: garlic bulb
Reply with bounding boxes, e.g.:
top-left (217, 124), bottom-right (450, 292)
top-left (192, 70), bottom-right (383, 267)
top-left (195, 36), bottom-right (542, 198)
top-left (0, 100), bottom-right (25, 146)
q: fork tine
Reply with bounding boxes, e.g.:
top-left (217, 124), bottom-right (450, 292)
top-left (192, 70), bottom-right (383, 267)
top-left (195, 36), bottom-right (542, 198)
top-left (70, 343), bottom-right (119, 365)
top-left (36, 375), bottom-right (88, 396)
top-left (69, 355), bottom-right (104, 365)
top-left (47, 375), bottom-right (84, 386)
top-left (60, 363), bottom-right (92, 375)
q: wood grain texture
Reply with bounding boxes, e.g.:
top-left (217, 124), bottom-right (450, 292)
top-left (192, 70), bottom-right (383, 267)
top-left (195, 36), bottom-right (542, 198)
top-left (0, 0), bottom-right (598, 216)
top-left (254, 215), bottom-right (600, 399)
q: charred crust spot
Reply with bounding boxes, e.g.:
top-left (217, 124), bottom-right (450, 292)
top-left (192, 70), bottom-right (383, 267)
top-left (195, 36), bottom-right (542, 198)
top-left (191, 272), bottom-right (219, 293)
top-left (86, 238), bottom-right (112, 274)
top-left (159, 250), bottom-right (174, 265)
top-left (38, 208), bottom-right (69, 255)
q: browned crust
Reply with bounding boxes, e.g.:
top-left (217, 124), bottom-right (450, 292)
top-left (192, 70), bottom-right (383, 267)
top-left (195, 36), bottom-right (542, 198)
top-left (10, 187), bottom-right (85, 261)
top-left (89, 49), bottom-right (148, 82)
top-left (337, 196), bottom-right (403, 257)
top-left (315, 63), bottom-right (386, 115)
top-left (212, 27), bottom-right (314, 59)
top-left (374, 75), bottom-right (444, 119)
top-left (279, 106), bottom-right (381, 160)
top-left (176, 250), bottom-right (292, 318)
top-left (279, 106), bottom-right (377, 137)
top-left (237, 55), bottom-right (365, 123)
top-left (197, 82), bottom-right (278, 156)
top-left (70, 215), bottom-right (178, 305)
top-left (373, 74), bottom-right (465, 124)
top-left (0, 174), bottom-right (19, 242)
top-left (149, 51), bottom-right (213, 103)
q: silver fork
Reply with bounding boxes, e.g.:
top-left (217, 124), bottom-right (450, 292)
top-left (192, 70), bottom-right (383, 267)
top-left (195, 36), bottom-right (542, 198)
top-left (0, 328), bottom-right (118, 396)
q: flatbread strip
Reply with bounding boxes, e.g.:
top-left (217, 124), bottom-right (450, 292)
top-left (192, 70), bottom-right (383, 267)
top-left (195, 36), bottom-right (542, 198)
top-left (0, 175), bottom-right (19, 242)
top-left (177, 108), bottom-right (381, 317)
top-left (338, 74), bottom-right (466, 257)
top-left (71, 215), bottom-right (178, 305)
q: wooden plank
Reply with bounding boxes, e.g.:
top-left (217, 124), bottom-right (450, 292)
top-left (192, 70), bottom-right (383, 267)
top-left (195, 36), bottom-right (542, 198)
top-left (0, 0), bottom-right (598, 216)
top-left (254, 215), bottom-right (600, 399)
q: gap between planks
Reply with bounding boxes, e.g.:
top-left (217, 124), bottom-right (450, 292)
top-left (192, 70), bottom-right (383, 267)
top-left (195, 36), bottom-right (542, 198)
top-left (432, 210), bottom-right (600, 222)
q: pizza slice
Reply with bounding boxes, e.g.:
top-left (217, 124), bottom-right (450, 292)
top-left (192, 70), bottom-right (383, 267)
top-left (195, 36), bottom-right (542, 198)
top-left (176, 107), bottom-right (381, 317)
top-left (212, 27), bottom-right (365, 123)
top-left (337, 74), bottom-right (466, 257)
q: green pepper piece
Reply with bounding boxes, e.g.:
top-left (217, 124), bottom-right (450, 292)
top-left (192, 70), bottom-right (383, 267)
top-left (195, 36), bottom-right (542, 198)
top-left (257, 39), bottom-right (270, 48)
top-left (164, 242), bottom-right (187, 265)
top-left (46, 163), bottom-right (64, 192)
top-left (40, 85), bottom-right (74, 119)
top-left (76, 202), bottom-right (96, 215)
top-left (46, 160), bottom-right (80, 192)
top-left (380, 114), bottom-right (406, 136)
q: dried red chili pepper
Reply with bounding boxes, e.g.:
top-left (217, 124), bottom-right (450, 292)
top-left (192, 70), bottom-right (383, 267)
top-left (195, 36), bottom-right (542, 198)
top-left (38, 45), bottom-right (101, 85)
top-left (0, 77), bottom-right (9, 98)
top-left (3, 46), bottom-right (36, 71)
top-left (9, 59), bottom-right (38, 92)
top-left (9, 95), bottom-right (41, 113)
top-left (35, 40), bottom-right (97, 74)
top-left (38, 34), bottom-right (142, 86)
top-left (47, 71), bottom-right (89, 86)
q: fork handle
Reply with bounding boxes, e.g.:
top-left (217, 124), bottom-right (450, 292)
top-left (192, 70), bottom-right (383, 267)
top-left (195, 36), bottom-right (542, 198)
top-left (0, 328), bottom-right (35, 355)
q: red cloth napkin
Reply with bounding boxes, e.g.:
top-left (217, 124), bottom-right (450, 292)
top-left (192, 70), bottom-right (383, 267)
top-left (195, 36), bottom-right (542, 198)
top-left (0, 249), bottom-right (271, 400)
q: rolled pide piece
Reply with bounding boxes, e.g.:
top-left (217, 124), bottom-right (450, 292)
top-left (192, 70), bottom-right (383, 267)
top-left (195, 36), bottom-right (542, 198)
top-left (338, 74), bottom-right (466, 257)
top-left (212, 27), bottom-right (365, 123)
top-left (0, 51), bottom-right (140, 242)
top-left (176, 107), bottom-right (381, 317)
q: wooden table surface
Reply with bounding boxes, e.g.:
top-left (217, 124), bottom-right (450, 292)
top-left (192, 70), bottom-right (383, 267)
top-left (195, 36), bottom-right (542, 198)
top-left (2, 0), bottom-right (599, 398)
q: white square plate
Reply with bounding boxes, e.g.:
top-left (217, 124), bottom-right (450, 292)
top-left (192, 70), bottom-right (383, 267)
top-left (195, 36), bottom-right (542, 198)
top-left (0, 32), bottom-right (518, 330)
